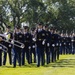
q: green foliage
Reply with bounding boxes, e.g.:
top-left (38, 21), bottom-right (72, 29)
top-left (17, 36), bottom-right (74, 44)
top-left (0, 0), bottom-right (75, 32)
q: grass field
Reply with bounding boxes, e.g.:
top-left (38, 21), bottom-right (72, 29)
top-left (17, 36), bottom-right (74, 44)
top-left (0, 54), bottom-right (75, 75)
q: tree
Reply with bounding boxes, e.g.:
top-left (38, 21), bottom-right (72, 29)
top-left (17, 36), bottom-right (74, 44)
top-left (0, 0), bottom-right (75, 33)
top-left (8, 0), bottom-right (28, 27)
top-left (0, 0), bottom-right (8, 30)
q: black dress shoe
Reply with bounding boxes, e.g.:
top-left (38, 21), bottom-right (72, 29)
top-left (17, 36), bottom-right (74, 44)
top-left (0, 65), bottom-right (2, 66)
top-left (13, 65), bottom-right (16, 68)
top-left (37, 65), bottom-right (40, 67)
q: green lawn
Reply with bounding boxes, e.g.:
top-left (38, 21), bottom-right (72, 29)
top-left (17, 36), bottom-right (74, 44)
top-left (0, 54), bottom-right (75, 75)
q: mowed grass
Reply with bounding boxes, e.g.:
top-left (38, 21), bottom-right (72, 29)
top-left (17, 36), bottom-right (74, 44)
top-left (0, 54), bottom-right (75, 75)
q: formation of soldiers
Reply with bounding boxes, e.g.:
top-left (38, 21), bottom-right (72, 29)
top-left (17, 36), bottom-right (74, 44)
top-left (0, 23), bottom-right (75, 68)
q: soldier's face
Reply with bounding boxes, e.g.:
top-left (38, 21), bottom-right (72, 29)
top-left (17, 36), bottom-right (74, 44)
top-left (38, 25), bottom-right (42, 29)
top-left (24, 29), bottom-right (28, 32)
top-left (50, 30), bottom-right (53, 33)
top-left (15, 28), bottom-right (20, 32)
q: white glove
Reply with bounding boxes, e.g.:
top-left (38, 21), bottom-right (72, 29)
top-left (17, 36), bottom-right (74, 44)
top-left (33, 38), bottom-right (36, 42)
top-left (0, 46), bottom-right (2, 49)
top-left (56, 43), bottom-right (58, 46)
top-left (32, 45), bottom-right (35, 48)
top-left (42, 40), bottom-right (45, 45)
top-left (52, 44), bottom-right (55, 47)
top-left (69, 43), bottom-right (70, 45)
top-left (64, 43), bottom-right (66, 45)
top-left (29, 46), bottom-right (31, 49)
top-left (47, 43), bottom-right (50, 47)
top-left (60, 43), bottom-right (61, 46)
top-left (9, 44), bottom-right (12, 47)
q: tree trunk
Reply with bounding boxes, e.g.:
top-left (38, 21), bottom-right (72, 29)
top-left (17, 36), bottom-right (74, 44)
top-left (17, 16), bottom-right (20, 26)
top-left (13, 16), bottom-right (16, 28)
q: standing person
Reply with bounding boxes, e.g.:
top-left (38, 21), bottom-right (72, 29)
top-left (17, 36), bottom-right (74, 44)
top-left (0, 28), bottom-right (11, 66)
top-left (43, 25), bottom-right (51, 64)
top-left (72, 33), bottom-right (75, 54)
top-left (59, 32), bottom-right (64, 54)
top-left (3, 26), bottom-right (13, 65)
top-left (71, 32), bottom-right (75, 54)
top-left (54, 30), bottom-right (61, 60)
top-left (65, 34), bottom-right (72, 54)
top-left (36, 23), bottom-right (46, 67)
top-left (50, 28), bottom-right (55, 62)
top-left (0, 45), bottom-right (2, 66)
top-left (30, 28), bottom-right (36, 63)
top-left (13, 26), bottom-right (24, 67)
top-left (0, 28), bottom-right (3, 66)
top-left (50, 28), bottom-right (60, 62)
top-left (22, 26), bottom-right (32, 65)
top-left (60, 34), bottom-right (67, 54)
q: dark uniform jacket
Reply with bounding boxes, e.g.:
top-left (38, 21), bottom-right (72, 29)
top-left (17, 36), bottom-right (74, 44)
top-left (36, 29), bottom-right (46, 48)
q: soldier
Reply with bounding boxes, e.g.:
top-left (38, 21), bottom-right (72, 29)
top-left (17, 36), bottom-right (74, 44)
top-left (30, 27), bottom-right (36, 63)
top-left (22, 26), bottom-right (32, 65)
top-left (43, 25), bottom-right (51, 64)
top-left (50, 28), bottom-right (60, 62)
top-left (0, 29), bottom-right (3, 66)
top-left (0, 45), bottom-right (2, 66)
top-left (54, 30), bottom-right (61, 60)
top-left (36, 23), bottom-right (46, 67)
top-left (59, 31), bottom-right (63, 54)
top-left (72, 32), bottom-right (75, 54)
top-left (60, 33), bottom-right (66, 54)
top-left (13, 26), bottom-right (24, 67)
top-left (3, 26), bottom-right (13, 65)
top-left (0, 28), bottom-right (8, 66)
top-left (65, 33), bottom-right (72, 54)
top-left (0, 38), bottom-right (8, 66)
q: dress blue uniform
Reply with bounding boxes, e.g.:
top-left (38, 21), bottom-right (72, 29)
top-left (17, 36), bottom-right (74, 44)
top-left (0, 40), bottom-right (3, 66)
top-left (22, 32), bottom-right (32, 65)
top-left (22, 26), bottom-right (32, 65)
top-left (13, 30), bottom-right (24, 67)
top-left (0, 34), bottom-right (8, 66)
top-left (50, 32), bottom-right (60, 62)
top-left (30, 34), bottom-right (36, 63)
top-left (73, 36), bottom-right (75, 54)
top-left (66, 36), bottom-right (72, 54)
top-left (3, 32), bottom-right (13, 65)
top-left (50, 33), bottom-right (55, 62)
top-left (36, 29), bottom-right (46, 67)
top-left (60, 36), bottom-right (66, 54)
top-left (54, 33), bottom-right (61, 60)
top-left (45, 30), bottom-right (51, 64)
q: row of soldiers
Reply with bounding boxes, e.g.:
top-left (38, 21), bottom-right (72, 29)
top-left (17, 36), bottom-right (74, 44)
top-left (0, 23), bottom-right (75, 67)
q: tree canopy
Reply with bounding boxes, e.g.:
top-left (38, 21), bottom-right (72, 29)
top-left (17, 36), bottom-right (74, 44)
top-left (0, 0), bottom-right (75, 33)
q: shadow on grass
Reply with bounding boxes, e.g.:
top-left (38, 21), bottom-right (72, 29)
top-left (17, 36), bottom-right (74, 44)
top-left (21, 63), bottom-right (37, 68)
top-left (46, 59), bottom-right (75, 68)
top-left (1, 63), bottom-right (37, 68)
top-left (1, 58), bottom-right (75, 68)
